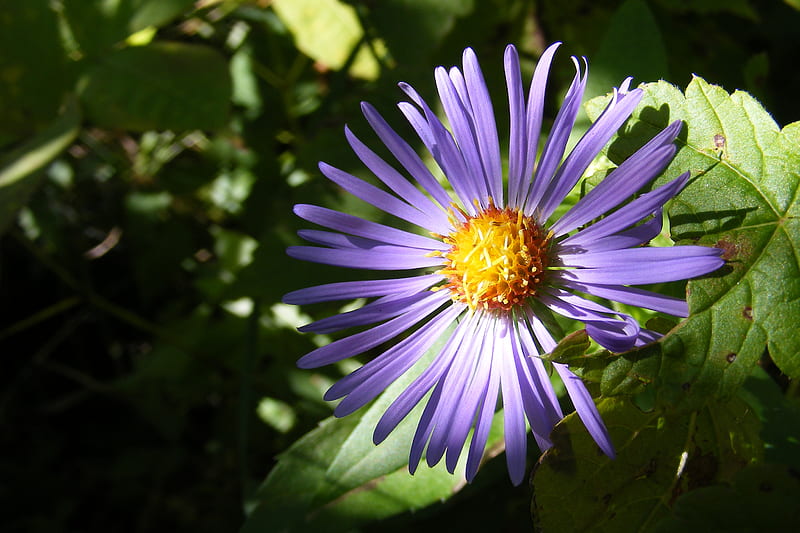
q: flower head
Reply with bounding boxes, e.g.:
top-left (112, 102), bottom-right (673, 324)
top-left (284, 43), bottom-right (724, 485)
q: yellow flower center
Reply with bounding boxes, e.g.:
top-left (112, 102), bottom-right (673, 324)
top-left (435, 201), bottom-right (550, 312)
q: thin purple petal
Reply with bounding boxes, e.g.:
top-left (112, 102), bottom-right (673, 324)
top-left (282, 274), bottom-right (443, 305)
top-left (297, 290), bottom-right (449, 368)
top-left (294, 204), bottom-right (448, 251)
top-left (554, 363), bottom-right (615, 458)
top-left (539, 87), bottom-right (644, 221)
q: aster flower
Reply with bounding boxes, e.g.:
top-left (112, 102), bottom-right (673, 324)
top-left (284, 42), bottom-right (724, 485)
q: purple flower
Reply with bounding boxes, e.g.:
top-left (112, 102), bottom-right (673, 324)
top-left (284, 43), bottom-right (724, 485)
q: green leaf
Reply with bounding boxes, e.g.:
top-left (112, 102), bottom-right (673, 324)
top-left (242, 324), bottom-right (504, 533)
top-left (737, 367), bottom-right (800, 470)
top-left (0, 0), bottom-right (73, 142)
top-left (0, 97), bottom-right (81, 234)
top-left (653, 464), bottom-right (800, 532)
top-left (79, 41), bottom-right (231, 132)
top-left (364, 0), bottom-right (475, 66)
top-left (271, 0), bottom-right (380, 80)
top-left (586, 76), bottom-right (800, 410)
top-left (62, 0), bottom-right (195, 55)
top-left (586, 0), bottom-right (669, 100)
top-left (531, 398), bottom-right (762, 532)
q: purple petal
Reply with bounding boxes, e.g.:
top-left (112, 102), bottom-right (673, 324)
top-left (318, 162), bottom-right (446, 233)
top-left (287, 245), bottom-right (444, 270)
top-left (373, 305), bottom-right (469, 444)
top-left (562, 173), bottom-right (689, 247)
top-left (555, 250), bottom-right (725, 285)
top-left (299, 290), bottom-right (434, 334)
top-left (558, 244), bottom-right (724, 268)
top-left (435, 66), bottom-right (489, 203)
top-left (554, 363), bottom-right (614, 458)
top-left (510, 322), bottom-right (562, 450)
top-left (360, 102), bottom-right (454, 210)
top-left (444, 318), bottom-right (494, 472)
top-left (560, 279), bottom-right (689, 317)
top-left (565, 211), bottom-right (663, 253)
top-left (465, 329), bottom-right (501, 482)
top-left (499, 322), bottom-right (528, 485)
top-left (344, 127), bottom-right (451, 232)
top-left (539, 87), bottom-right (644, 221)
top-left (330, 304), bottom-right (463, 415)
top-left (426, 316), bottom-right (490, 468)
top-left (297, 290), bottom-right (450, 368)
top-left (399, 82), bottom-right (481, 210)
top-left (282, 274), bottom-right (444, 305)
top-left (294, 204), bottom-right (448, 251)
top-left (540, 290), bottom-right (640, 352)
top-left (524, 56), bottom-right (587, 215)
top-left (463, 48), bottom-right (503, 204)
top-left (550, 120), bottom-right (683, 236)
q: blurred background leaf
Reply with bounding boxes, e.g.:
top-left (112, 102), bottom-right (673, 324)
top-left (0, 1), bottom-right (798, 532)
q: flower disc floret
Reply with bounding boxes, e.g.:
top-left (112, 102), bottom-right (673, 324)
top-left (436, 201), bottom-right (550, 311)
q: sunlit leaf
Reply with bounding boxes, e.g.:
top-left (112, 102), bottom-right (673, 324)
top-left (271, 0), bottom-right (381, 80)
top-left (585, 76), bottom-right (800, 410)
top-left (79, 41), bottom-right (231, 131)
top-left (531, 398), bottom-right (762, 532)
top-left (0, 97), bottom-right (80, 234)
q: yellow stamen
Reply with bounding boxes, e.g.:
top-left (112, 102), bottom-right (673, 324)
top-left (437, 200), bottom-right (550, 312)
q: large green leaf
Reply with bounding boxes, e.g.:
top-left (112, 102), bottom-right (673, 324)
top-left (241, 324), bottom-right (504, 533)
top-left (79, 41), bottom-right (231, 132)
top-left (584, 77), bottom-right (800, 411)
top-left (531, 398), bottom-right (762, 532)
top-left (0, 97), bottom-right (81, 234)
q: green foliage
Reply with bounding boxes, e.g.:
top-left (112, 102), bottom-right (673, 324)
top-left (0, 97), bottom-right (80, 233)
top-left (584, 76), bottom-right (800, 413)
top-left (80, 42), bottom-right (231, 131)
top-left (532, 398), bottom-right (763, 532)
top-left (242, 325), bottom-right (507, 532)
top-left (1, 0), bottom-right (799, 532)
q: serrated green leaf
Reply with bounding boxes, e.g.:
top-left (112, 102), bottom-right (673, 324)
top-left (586, 76), bottom-right (800, 410)
top-left (0, 97), bottom-right (81, 234)
top-left (242, 323), bottom-right (504, 533)
top-left (79, 41), bottom-right (231, 132)
top-left (531, 398), bottom-right (762, 532)
top-left (653, 464), bottom-right (800, 533)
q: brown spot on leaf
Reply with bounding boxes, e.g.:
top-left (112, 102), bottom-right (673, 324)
top-left (714, 133), bottom-right (726, 150)
top-left (742, 306), bottom-right (753, 320)
top-left (726, 352), bottom-right (737, 363)
top-left (715, 236), bottom-right (740, 261)
top-left (682, 382), bottom-right (691, 392)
